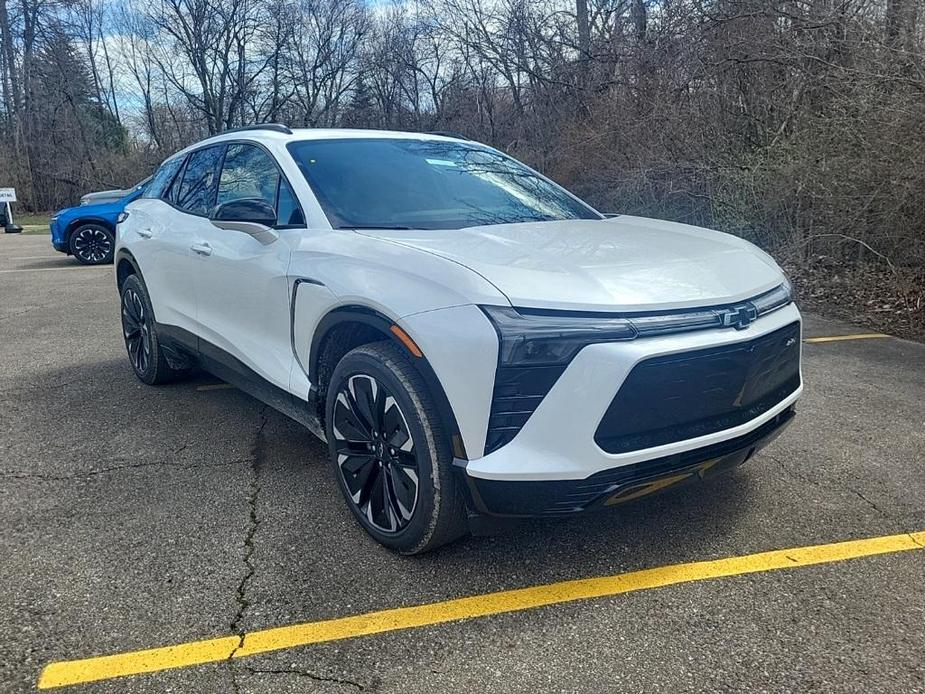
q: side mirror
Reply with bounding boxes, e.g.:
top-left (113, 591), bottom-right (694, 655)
top-left (213, 198), bottom-right (277, 226)
top-left (211, 198), bottom-right (279, 244)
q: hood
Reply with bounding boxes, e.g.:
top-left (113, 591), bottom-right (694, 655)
top-left (80, 189), bottom-right (126, 205)
top-left (66, 189), bottom-right (143, 217)
top-left (80, 178), bottom-right (149, 206)
top-left (357, 216), bottom-right (785, 313)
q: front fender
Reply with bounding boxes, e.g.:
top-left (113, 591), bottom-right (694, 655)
top-left (401, 305), bottom-right (499, 460)
top-left (287, 231), bottom-right (508, 457)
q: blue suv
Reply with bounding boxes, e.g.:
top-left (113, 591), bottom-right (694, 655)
top-left (51, 179), bottom-right (149, 264)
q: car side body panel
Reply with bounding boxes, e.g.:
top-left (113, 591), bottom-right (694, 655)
top-left (121, 198), bottom-right (199, 334)
top-left (287, 230), bottom-right (509, 318)
top-left (190, 224), bottom-right (295, 391)
top-left (289, 277), bottom-right (340, 399)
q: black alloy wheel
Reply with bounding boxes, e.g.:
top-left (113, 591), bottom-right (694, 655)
top-left (119, 274), bottom-right (187, 385)
top-left (70, 224), bottom-right (115, 264)
top-left (325, 341), bottom-right (468, 554)
top-left (121, 286), bottom-right (151, 375)
top-left (331, 373), bottom-right (421, 533)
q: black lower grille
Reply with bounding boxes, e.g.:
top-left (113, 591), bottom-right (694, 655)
top-left (485, 365), bottom-right (565, 454)
top-left (594, 322), bottom-right (801, 454)
top-left (468, 406), bottom-right (795, 516)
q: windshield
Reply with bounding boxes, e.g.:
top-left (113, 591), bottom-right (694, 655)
top-left (287, 138), bottom-right (600, 230)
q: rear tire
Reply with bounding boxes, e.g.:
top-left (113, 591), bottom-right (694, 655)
top-left (325, 341), bottom-right (468, 554)
top-left (120, 275), bottom-right (187, 385)
top-left (70, 224), bottom-right (115, 265)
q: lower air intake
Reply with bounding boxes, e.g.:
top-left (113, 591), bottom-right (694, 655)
top-left (595, 322), bottom-right (801, 454)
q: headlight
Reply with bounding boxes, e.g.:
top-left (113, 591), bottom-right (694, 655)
top-left (482, 306), bottom-right (637, 366)
top-left (482, 281), bottom-right (794, 367)
top-left (116, 211), bottom-right (129, 223)
top-left (751, 279), bottom-right (792, 314)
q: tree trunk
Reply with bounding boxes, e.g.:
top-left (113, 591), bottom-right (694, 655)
top-left (631, 0), bottom-right (647, 42)
top-left (0, 0), bottom-right (20, 144)
top-left (576, 0), bottom-right (590, 58)
top-left (886, 0), bottom-right (903, 45)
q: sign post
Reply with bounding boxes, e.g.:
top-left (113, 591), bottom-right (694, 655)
top-left (0, 188), bottom-right (23, 233)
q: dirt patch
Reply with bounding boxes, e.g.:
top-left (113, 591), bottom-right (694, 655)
top-left (785, 257), bottom-right (925, 343)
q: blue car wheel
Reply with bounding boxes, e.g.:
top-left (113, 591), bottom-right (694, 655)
top-left (69, 223), bottom-right (115, 265)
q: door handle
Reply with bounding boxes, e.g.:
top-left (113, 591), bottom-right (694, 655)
top-left (136, 228), bottom-right (153, 238)
top-left (190, 242), bottom-right (213, 256)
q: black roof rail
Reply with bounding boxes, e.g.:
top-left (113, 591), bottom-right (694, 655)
top-left (426, 130), bottom-right (469, 140)
top-left (220, 123), bottom-right (292, 136)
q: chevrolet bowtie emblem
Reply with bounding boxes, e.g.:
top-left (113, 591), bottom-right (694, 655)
top-left (720, 304), bottom-right (758, 330)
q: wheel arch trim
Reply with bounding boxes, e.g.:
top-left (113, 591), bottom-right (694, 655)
top-left (303, 300), bottom-right (468, 460)
top-left (66, 217), bottom-right (116, 240)
top-left (115, 249), bottom-right (143, 288)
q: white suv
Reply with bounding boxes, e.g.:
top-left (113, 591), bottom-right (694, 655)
top-left (116, 125), bottom-right (802, 553)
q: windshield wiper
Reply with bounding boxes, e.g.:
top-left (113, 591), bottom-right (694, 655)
top-left (337, 224), bottom-right (414, 230)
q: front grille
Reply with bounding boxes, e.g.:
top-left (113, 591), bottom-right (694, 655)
top-left (594, 322), bottom-right (801, 454)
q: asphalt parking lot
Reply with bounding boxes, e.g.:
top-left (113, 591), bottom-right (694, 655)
top-left (1, 232), bottom-right (923, 693)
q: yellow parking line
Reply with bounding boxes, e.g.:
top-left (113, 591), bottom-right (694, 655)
top-left (195, 383), bottom-right (235, 391)
top-left (38, 530), bottom-right (925, 689)
top-left (804, 333), bottom-right (888, 343)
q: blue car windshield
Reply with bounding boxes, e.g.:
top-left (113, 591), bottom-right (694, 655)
top-left (286, 138), bottom-right (600, 230)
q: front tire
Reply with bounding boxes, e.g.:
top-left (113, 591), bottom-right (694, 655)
top-left (325, 342), bottom-right (468, 554)
top-left (70, 224), bottom-right (115, 264)
top-left (120, 275), bottom-right (187, 385)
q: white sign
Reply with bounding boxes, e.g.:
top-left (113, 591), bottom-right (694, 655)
top-left (0, 188), bottom-right (16, 202)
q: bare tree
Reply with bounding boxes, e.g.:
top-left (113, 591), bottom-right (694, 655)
top-left (281, 0), bottom-right (367, 127)
top-left (147, 0), bottom-right (267, 133)
top-left (0, 0), bottom-right (923, 298)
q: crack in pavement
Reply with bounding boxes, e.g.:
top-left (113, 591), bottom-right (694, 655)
top-left (228, 405), bottom-right (269, 693)
top-left (763, 451), bottom-right (897, 521)
top-left (850, 487), bottom-right (891, 519)
top-left (763, 452), bottom-right (817, 487)
top-left (0, 307), bottom-right (35, 323)
top-left (244, 666), bottom-right (366, 690)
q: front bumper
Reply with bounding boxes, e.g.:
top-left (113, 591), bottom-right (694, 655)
top-left (457, 302), bottom-right (802, 516)
top-left (460, 405), bottom-right (794, 516)
top-left (50, 218), bottom-right (68, 253)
